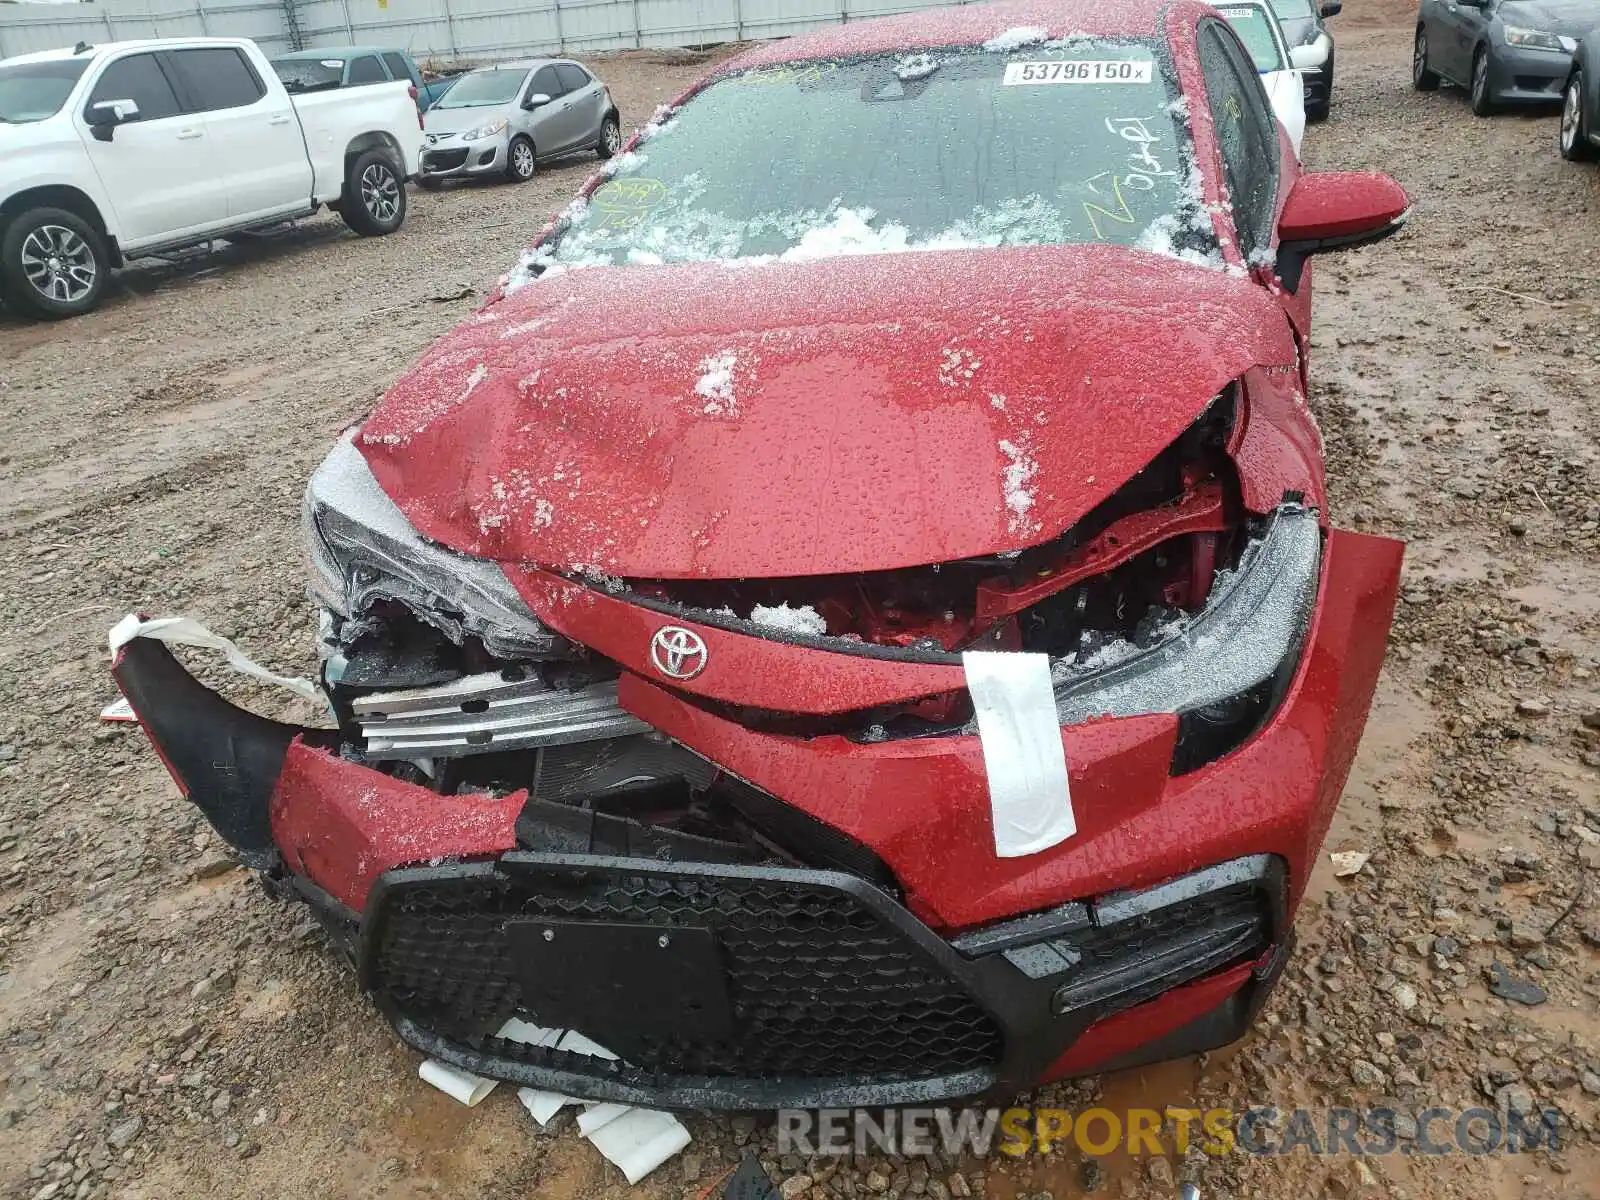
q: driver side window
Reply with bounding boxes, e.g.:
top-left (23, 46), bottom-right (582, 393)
top-left (1197, 21), bottom-right (1280, 262)
top-left (529, 66), bottom-right (565, 102)
top-left (87, 53), bottom-right (182, 123)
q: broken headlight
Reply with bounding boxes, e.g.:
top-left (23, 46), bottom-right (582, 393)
top-left (1053, 504), bottom-right (1320, 769)
top-left (302, 434), bottom-right (561, 661)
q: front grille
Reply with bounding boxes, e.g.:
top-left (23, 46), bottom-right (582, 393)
top-left (422, 148), bottom-right (468, 171)
top-left (365, 860), bottom-right (1004, 1081)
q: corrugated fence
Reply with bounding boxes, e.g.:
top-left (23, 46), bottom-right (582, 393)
top-left (0, 0), bottom-right (962, 64)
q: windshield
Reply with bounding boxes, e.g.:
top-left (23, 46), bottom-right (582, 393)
top-left (434, 69), bottom-right (525, 109)
top-left (540, 42), bottom-right (1217, 272)
top-left (272, 58), bottom-right (343, 93)
top-left (1219, 8), bottom-right (1287, 71)
top-left (0, 58), bottom-right (90, 124)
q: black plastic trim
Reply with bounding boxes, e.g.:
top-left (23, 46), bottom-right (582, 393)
top-left (111, 638), bottom-right (333, 869)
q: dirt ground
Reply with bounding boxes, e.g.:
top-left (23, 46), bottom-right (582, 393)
top-left (3, 5), bottom-right (1599, 1199)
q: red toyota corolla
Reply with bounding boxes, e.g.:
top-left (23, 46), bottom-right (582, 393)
top-left (115, 0), bottom-right (1407, 1108)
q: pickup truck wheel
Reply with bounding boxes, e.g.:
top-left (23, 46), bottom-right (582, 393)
top-left (597, 115), bottom-right (622, 160)
top-left (1, 207), bottom-right (107, 320)
top-left (341, 150), bottom-right (407, 237)
top-left (506, 136), bottom-right (537, 183)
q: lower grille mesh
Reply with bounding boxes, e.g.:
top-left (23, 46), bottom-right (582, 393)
top-left (366, 864), bottom-right (1004, 1080)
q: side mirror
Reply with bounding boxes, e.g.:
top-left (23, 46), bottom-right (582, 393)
top-left (1319, 1), bottom-right (1342, 16)
top-left (1288, 44), bottom-right (1324, 71)
top-left (524, 92), bottom-right (552, 109)
top-left (1275, 171), bottom-right (1409, 291)
top-left (86, 97), bottom-right (139, 142)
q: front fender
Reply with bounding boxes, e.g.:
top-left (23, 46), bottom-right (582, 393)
top-left (0, 134), bottom-right (121, 242)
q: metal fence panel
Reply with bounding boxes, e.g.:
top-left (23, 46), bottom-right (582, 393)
top-left (0, 1), bottom-right (290, 59)
top-left (3, 0), bottom-right (991, 67)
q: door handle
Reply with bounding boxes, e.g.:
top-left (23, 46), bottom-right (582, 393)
top-left (176, 128), bottom-right (203, 140)
top-left (268, 114), bottom-right (292, 126)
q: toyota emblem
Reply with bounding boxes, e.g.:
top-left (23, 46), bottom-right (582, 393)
top-left (650, 626), bottom-right (708, 680)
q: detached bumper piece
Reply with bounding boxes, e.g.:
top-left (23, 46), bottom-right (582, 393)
top-left (360, 854), bottom-right (1283, 1109)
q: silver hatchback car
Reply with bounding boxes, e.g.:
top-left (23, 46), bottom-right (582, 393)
top-left (418, 58), bottom-right (620, 186)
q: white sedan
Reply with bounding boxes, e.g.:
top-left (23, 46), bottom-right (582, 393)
top-left (1218, 0), bottom-right (1309, 157)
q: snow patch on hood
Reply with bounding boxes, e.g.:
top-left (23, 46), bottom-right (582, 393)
top-left (749, 602), bottom-right (828, 637)
top-left (998, 437), bottom-right (1039, 536)
top-left (694, 350), bottom-right (740, 416)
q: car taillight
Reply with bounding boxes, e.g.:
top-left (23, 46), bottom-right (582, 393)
top-left (410, 85), bottom-right (423, 129)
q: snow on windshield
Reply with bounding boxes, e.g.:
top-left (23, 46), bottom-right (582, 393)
top-left (511, 40), bottom-right (1220, 286)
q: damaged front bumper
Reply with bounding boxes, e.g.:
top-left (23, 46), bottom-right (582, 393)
top-left (112, 525), bottom-right (1401, 1110)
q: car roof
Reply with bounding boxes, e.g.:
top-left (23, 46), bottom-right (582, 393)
top-left (1, 36), bottom-right (254, 68)
top-left (718, 0), bottom-right (1202, 72)
top-left (272, 46), bottom-right (409, 62)
top-left (471, 58), bottom-right (560, 72)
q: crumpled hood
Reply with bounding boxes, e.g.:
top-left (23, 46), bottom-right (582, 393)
top-left (358, 244), bottom-right (1296, 578)
top-left (1502, 0), bottom-right (1600, 36)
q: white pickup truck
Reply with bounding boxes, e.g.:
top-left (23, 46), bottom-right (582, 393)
top-left (0, 37), bottom-right (424, 319)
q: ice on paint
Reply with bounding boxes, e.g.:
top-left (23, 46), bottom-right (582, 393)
top-left (694, 350), bottom-right (739, 415)
top-left (997, 438), bottom-right (1038, 534)
top-left (982, 26), bottom-right (1050, 52)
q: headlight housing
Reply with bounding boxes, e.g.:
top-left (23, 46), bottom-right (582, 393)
top-left (1503, 26), bottom-right (1572, 52)
top-left (1052, 504), bottom-right (1321, 770)
top-left (462, 118), bottom-right (509, 141)
top-left (303, 434), bottom-right (561, 661)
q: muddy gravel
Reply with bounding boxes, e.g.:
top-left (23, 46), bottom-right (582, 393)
top-left (2, 8), bottom-right (1598, 1200)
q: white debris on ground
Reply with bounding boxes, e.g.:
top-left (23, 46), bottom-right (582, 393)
top-left (1330, 849), bottom-right (1372, 877)
top-left (418, 1019), bottom-right (693, 1185)
top-left (982, 26), bottom-right (1050, 52)
top-left (417, 1059), bottom-right (497, 1106)
top-left (694, 350), bottom-right (739, 415)
top-left (99, 696), bottom-right (135, 722)
top-left (997, 439), bottom-right (1038, 535)
top-left (749, 602), bottom-right (828, 637)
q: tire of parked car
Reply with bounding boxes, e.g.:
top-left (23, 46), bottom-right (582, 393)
top-left (339, 149), bottom-right (407, 237)
top-left (0, 206), bottom-right (108, 320)
top-left (1562, 71), bottom-right (1595, 160)
top-left (506, 136), bottom-right (538, 183)
top-left (598, 114), bottom-right (622, 160)
top-left (1412, 25), bottom-right (1441, 91)
top-left (1308, 47), bottom-right (1334, 121)
top-left (1470, 46), bottom-right (1496, 116)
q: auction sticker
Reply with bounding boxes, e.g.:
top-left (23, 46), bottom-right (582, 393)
top-left (1003, 60), bottom-right (1154, 85)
